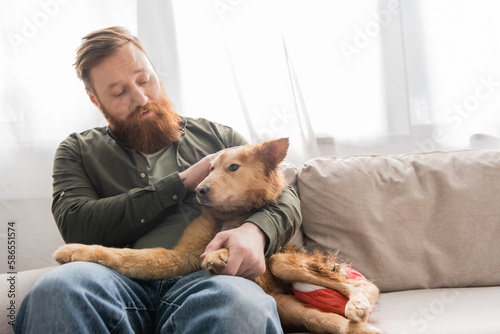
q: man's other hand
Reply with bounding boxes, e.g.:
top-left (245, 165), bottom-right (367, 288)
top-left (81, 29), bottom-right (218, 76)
top-left (201, 222), bottom-right (267, 279)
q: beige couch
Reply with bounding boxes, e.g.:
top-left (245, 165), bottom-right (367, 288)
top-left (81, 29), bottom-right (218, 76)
top-left (2, 149), bottom-right (500, 333)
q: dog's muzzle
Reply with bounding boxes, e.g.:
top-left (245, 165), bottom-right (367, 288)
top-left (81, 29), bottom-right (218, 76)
top-left (195, 185), bottom-right (210, 204)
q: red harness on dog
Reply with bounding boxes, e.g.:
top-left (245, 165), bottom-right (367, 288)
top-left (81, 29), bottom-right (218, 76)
top-left (291, 267), bottom-right (368, 318)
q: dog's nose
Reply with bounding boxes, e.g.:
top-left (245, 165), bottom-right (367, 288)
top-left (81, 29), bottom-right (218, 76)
top-left (195, 185), bottom-right (210, 198)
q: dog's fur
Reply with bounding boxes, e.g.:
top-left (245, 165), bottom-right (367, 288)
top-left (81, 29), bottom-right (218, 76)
top-left (54, 138), bottom-right (382, 334)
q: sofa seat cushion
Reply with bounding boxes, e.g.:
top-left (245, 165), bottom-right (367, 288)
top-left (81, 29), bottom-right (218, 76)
top-left (1, 266), bottom-right (57, 334)
top-left (297, 150), bottom-right (500, 292)
top-left (371, 286), bottom-right (500, 333)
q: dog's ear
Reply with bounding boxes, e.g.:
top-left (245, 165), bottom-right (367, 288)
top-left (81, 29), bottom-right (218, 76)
top-left (254, 138), bottom-right (289, 170)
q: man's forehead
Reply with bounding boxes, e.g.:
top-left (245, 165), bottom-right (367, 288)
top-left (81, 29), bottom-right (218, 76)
top-left (90, 43), bottom-right (153, 91)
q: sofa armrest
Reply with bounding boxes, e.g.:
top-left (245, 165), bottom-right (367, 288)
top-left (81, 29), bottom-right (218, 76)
top-left (1, 266), bottom-right (57, 334)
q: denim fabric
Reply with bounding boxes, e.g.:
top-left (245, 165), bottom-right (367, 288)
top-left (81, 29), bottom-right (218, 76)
top-left (14, 262), bottom-right (282, 334)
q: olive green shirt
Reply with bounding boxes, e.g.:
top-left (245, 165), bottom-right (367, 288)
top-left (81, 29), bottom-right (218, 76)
top-left (52, 117), bottom-right (301, 256)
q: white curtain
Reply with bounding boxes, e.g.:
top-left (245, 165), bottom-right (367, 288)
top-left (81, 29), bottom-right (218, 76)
top-left (400, 0), bottom-right (500, 150)
top-left (0, 0), bottom-right (137, 271)
top-left (168, 0), bottom-right (500, 156)
top-left (168, 0), bottom-right (389, 163)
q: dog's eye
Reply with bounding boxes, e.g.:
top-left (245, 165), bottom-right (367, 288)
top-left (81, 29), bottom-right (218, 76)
top-left (210, 167), bottom-right (214, 172)
top-left (228, 164), bottom-right (239, 172)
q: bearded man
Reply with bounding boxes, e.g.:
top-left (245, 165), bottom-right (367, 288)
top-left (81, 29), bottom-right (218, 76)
top-left (14, 27), bottom-right (301, 334)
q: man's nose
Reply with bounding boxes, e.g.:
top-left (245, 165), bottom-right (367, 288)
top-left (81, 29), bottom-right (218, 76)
top-left (130, 85), bottom-right (148, 108)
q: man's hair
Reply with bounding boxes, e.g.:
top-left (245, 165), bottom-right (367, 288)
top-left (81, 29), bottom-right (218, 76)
top-left (74, 26), bottom-right (148, 94)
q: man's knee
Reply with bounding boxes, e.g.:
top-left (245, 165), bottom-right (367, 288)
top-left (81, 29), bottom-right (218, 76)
top-left (157, 272), bottom-right (283, 333)
top-left (29, 262), bottom-right (116, 301)
top-left (16, 263), bottom-right (154, 333)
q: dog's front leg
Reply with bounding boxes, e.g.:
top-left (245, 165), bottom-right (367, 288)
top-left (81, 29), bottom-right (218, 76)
top-left (53, 214), bottom-right (222, 280)
top-left (53, 244), bottom-right (202, 280)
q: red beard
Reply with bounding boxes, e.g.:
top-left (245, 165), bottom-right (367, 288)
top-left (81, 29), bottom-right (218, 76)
top-left (103, 91), bottom-right (182, 154)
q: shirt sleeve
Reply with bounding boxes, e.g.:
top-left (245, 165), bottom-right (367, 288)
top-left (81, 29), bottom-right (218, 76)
top-left (244, 186), bottom-right (302, 257)
top-left (52, 136), bottom-right (189, 247)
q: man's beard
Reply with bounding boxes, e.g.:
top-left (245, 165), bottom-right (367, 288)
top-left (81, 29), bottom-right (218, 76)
top-left (102, 90), bottom-right (182, 154)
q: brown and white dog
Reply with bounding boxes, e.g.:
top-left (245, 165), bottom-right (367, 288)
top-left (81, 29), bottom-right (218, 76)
top-left (54, 138), bottom-right (382, 334)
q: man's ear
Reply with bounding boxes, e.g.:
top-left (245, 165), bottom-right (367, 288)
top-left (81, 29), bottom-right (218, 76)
top-left (254, 138), bottom-right (289, 171)
top-left (86, 89), bottom-right (111, 123)
top-left (86, 89), bottom-right (100, 109)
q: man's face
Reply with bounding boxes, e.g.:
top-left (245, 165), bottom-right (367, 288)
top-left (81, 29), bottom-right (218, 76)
top-left (86, 42), bottom-right (181, 153)
top-left (88, 42), bottom-right (162, 124)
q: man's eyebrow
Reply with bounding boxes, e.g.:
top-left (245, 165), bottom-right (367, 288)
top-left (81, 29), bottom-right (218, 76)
top-left (107, 68), bottom-right (148, 90)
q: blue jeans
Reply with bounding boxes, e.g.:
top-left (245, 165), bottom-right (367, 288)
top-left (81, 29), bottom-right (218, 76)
top-left (14, 262), bottom-right (282, 333)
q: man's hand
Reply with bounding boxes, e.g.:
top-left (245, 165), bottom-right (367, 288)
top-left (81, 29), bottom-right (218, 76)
top-left (178, 154), bottom-right (214, 192)
top-left (201, 222), bottom-right (267, 279)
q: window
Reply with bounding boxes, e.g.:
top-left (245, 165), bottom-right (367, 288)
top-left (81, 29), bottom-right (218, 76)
top-left (401, 0), bottom-right (500, 149)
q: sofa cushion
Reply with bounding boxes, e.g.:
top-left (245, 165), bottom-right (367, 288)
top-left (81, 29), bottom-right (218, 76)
top-left (297, 150), bottom-right (500, 292)
top-left (280, 162), bottom-right (304, 246)
top-left (281, 162), bottom-right (299, 193)
top-left (371, 286), bottom-right (500, 333)
top-left (0, 266), bottom-right (57, 334)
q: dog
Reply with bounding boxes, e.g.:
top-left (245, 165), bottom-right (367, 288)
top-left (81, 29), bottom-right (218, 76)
top-left (54, 138), bottom-right (382, 334)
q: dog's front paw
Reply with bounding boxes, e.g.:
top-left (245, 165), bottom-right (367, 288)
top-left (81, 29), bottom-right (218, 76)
top-left (345, 296), bottom-right (372, 322)
top-left (202, 249), bottom-right (229, 274)
top-left (53, 243), bottom-right (96, 264)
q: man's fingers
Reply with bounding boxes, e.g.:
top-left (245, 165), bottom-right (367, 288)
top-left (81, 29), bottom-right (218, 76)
top-left (201, 233), bottom-right (226, 258)
top-left (235, 257), bottom-right (266, 279)
top-left (220, 252), bottom-right (242, 277)
top-left (219, 247), bottom-right (265, 279)
top-left (201, 224), bottom-right (266, 279)
top-left (201, 234), bottom-right (245, 277)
